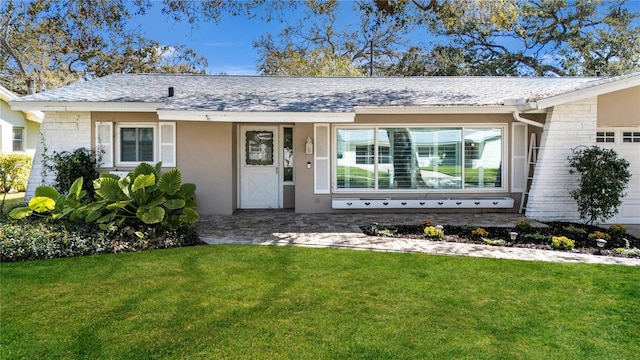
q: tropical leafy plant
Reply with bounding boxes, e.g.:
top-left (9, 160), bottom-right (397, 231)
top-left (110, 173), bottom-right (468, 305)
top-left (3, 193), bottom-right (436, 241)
top-left (8, 177), bottom-right (86, 221)
top-left (568, 146), bottom-right (631, 225)
top-left (87, 162), bottom-right (199, 230)
top-left (9, 162), bottom-right (200, 231)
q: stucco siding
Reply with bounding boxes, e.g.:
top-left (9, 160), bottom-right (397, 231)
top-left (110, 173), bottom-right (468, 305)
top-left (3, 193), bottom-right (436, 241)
top-left (526, 97), bottom-right (598, 222)
top-left (176, 121), bottom-right (236, 215)
top-left (598, 86), bottom-right (640, 127)
top-left (26, 111), bottom-right (91, 198)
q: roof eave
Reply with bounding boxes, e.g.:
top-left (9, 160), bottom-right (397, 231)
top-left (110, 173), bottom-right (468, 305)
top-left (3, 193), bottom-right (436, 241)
top-left (9, 101), bottom-right (164, 112)
top-left (534, 74), bottom-right (640, 110)
top-left (354, 105), bottom-right (519, 114)
top-left (156, 110), bottom-right (356, 123)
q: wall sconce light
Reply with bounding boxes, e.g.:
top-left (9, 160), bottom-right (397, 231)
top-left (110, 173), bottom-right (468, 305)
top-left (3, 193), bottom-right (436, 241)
top-left (305, 137), bottom-right (313, 155)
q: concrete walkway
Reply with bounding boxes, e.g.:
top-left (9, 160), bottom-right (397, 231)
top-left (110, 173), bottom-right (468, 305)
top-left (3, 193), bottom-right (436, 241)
top-left (195, 210), bottom-right (640, 267)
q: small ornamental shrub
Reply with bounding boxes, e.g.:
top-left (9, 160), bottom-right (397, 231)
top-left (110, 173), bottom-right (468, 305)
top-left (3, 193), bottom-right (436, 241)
top-left (563, 224), bottom-right (587, 236)
top-left (523, 233), bottom-right (553, 243)
top-left (568, 146), bottom-right (631, 225)
top-left (420, 219), bottom-right (434, 228)
top-left (43, 148), bottom-right (101, 200)
top-left (424, 226), bottom-right (444, 239)
top-left (608, 224), bottom-right (627, 237)
top-left (588, 231), bottom-right (611, 242)
top-left (483, 238), bottom-right (506, 246)
top-left (515, 219), bottom-right (533, 232)
top-left (552, 236), bottom-right (575, 250)
top-left (472, 227), bottom-right (489, 237)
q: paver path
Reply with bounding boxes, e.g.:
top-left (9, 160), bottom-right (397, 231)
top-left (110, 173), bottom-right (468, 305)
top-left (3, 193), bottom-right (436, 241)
top-left (196, 210), bottom-right (640, 266)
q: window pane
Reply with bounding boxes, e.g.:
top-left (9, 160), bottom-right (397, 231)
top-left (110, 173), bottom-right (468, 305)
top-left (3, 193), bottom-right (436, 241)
top-left (12, 128), bottom-right (23, 151)
top-left (336, 129), bottom-right (375, 189)
top-left (464, 128), bottom-right (502, 188)
top-left (283, 127), bottom-right (293, 182)
top-left (121, 128), bottom-right (137, 161)
top-left (381, 128), bottom-right (462, 189)
top-left (138, 128), bottom-right (154, 162)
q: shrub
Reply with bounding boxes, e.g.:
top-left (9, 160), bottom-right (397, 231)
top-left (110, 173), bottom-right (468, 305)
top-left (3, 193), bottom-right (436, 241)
top-left (515, 219), bottom-right (533, 232)
top-left (608, 224), bottom-right (627, 237)
top-left (43, 147), bottom-right (101, 200)
top-left (0, 153), bottom-right (32, 193)
top-left (563, 224), bottom-right (587, 236)
top-left (567, 146), bottom-right (631, 225)
top-left (0, 217), bottom-right (201, 262)
top-left (420, 219), bottom-right (434, 228)
top-left (472, 227), bottom-right (489, 237)
top-left (523, 233), bottom-right (552, 243)
top-left (587, 231), bottom-right (611, 242)
top-left (483, 238), bottom-right (506, 246)
top-left (424, 226), bottom-right (444, 239)
top-left (552, 236), bottom-right (575, 250)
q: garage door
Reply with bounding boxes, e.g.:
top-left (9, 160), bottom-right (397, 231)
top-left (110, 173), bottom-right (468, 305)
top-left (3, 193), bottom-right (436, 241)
top-left (600, 129), bottom-right (640, 224)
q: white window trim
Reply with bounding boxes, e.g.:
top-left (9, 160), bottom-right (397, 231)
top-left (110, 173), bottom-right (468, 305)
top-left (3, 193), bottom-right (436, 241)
top-left (332, 123), bottom-right (508, 193)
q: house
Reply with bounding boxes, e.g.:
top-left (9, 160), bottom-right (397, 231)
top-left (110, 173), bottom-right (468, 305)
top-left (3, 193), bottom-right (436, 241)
top-left (9, 73), bottom-right (640, 224)
top-left (1, 85), bottom-right (43, 155)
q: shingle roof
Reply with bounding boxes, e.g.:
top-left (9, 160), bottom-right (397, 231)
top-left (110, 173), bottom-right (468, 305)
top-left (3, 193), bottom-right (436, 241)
top-left (10, 73), bottom-right (637, 113)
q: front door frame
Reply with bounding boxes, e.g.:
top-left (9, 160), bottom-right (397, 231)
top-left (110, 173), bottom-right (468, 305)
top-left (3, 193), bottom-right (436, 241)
top-left (238, 124), bottom-right (281, 209)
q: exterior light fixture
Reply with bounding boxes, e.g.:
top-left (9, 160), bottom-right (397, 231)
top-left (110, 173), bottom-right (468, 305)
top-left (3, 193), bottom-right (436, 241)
top-left (509, 232), bottom-right (518, 241)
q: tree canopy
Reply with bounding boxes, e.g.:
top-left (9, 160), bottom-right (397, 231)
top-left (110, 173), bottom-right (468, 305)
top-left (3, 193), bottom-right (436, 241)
top-left (1, 0), bottom-right (639, 94)
top-left (1, 0), bottom-right (208, 95)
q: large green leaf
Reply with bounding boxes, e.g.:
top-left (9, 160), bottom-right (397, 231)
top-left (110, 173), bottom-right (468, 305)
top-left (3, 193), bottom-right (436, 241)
top-left (106, 200), bottom-right (132, 210)
top-left (164, 199), bottom-right (186, 210)
top-left (179, 183), bottom-right (197, 199)
top-left (85, 210), bottom-right (102, 223)
top-left (8, 207), bottom-right (33, 219)
top-left (132, 174), bottom-right (155, 192)
top-left (118, 176), bottom-right (132, 197)
top-left (68, 177), bottom-right (83, 198)
top-left (95, 177), bottom-right (125, 202)
top-left (158, 169), bottom-right (182, 195)
top-left (179, 207), bottom-right (200, 225)
top-left (143, 196), bottom-right (166, 209)
top-left (136, 206), bottom-right (165, 224)
top-left (29, 196), bottom-right (56, 213)
top-left (99, 173), bottom-right (121, 181)
top-left (35, 186), bottom-right (59, 200)
top-left (133, 162), bottom-right (157, 178)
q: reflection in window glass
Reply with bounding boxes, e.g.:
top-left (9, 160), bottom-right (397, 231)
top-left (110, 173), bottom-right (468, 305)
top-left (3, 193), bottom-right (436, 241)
top-left (335, 126), bottom-right (503, 191)
top-left (464, 128), bottom-right (502, 188)
top-left (12, 127), bottom-right (24, 152)
top-left (336, 129), bottom-right (375, 189)
top-left (283, 127), bottom-right (294, 182)
top-left (121, 127), bottom-right (154, 162)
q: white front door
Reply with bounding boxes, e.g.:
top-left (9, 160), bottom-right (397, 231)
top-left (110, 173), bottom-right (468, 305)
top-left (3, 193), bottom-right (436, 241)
top-left (240, 126), bottom-right (279, 208)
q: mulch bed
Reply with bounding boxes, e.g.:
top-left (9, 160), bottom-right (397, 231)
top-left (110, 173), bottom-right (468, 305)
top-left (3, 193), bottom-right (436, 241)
top-left (361, 222), bottom-right (640, 258)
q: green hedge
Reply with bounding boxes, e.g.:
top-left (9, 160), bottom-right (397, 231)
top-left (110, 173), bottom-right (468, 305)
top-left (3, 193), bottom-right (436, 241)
top-left (0, 217), bottom-right (202, 262)
top-left (0, 153), bottom-right (32, 193)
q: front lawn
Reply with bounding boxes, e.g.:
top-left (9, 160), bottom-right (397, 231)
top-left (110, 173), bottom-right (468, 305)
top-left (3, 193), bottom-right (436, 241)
top-left (2, 246), bottom-right (638, 359)
top-left (0, 192), bottom-right (25, 213)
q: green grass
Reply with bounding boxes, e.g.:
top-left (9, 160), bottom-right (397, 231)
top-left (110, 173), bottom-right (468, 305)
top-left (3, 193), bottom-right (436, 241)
top-left (0, 192), bottom-right (25, 213)
top-left (2, 246), bottom-right (639, 359)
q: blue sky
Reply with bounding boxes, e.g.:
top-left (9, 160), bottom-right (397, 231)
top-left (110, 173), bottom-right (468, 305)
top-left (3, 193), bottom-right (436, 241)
top-left (133, 5), bottom-right (301, 75)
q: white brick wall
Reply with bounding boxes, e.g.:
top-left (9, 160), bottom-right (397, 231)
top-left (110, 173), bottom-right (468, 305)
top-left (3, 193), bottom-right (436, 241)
top-left (26, 111), bottom-right (92, 198)
top-left (526, 97), bottom-right (597, 222)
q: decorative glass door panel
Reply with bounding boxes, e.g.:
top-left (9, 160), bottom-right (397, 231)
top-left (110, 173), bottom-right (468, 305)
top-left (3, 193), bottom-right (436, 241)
top-left (240, 126), bottom-right (279, 208)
